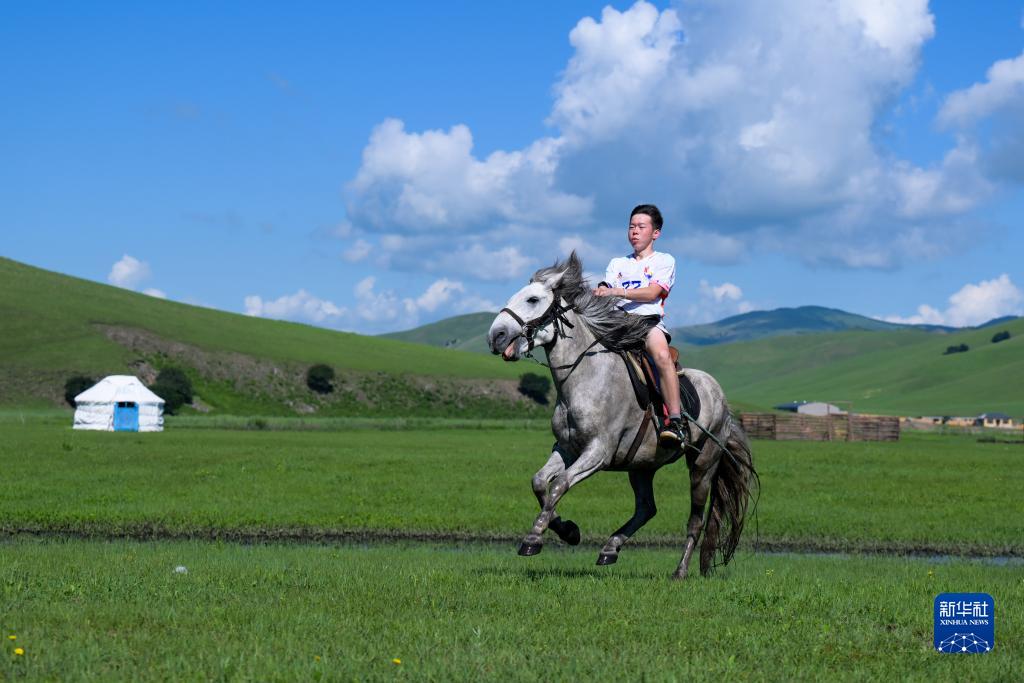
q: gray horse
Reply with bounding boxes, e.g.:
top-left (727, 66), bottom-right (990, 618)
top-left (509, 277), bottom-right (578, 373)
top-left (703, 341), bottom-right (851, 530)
top-left (488, 253), bottom-right (756, 579)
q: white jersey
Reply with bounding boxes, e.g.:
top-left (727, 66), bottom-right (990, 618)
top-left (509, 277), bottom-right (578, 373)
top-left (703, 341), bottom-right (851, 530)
top-left (604, 251), bottom-right (676, 323)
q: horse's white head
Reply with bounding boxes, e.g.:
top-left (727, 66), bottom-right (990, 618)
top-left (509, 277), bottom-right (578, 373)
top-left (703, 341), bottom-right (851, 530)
top-left (488, 253), bottom-right (581, 361)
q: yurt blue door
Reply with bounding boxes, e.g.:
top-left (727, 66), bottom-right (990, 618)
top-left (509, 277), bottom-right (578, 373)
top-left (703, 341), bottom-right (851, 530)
top-left (114, 402), bottom-right (139, 431)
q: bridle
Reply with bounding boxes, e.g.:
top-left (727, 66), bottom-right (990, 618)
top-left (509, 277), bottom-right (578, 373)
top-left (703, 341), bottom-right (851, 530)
top-left (499, 295), bottom-right (575, 353)
top-left (499, 292), bottom-right (613, 377)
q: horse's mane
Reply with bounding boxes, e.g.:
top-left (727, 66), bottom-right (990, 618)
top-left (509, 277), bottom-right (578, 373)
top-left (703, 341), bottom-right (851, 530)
top-left (530, 252), bottom-right (653, 352)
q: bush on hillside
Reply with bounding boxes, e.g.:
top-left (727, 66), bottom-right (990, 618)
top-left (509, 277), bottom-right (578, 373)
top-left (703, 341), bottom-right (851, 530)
top-left (151, 367), bottom-right (194, 415)
top-left (63, 375), bottom-right (95, 407)
top-left (943, 343), bottom-right (969, 355)
top-left (518, 372), bottom-right (551, 405)
top-left (991, 330), bottom-right (1011, 344)
top-left (306, 364), bottom-right (335, 394)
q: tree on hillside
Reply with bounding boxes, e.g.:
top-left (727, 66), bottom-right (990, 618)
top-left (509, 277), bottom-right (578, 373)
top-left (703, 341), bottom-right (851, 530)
top-left (943, 343), bottom-right (969, 355)
top-left (518, 373), bottom-right (551, 405)
top-left (306, 364), bottom-right (335, 394)
top-left (991, 330), bottom-right (1011, 344)
top-left (151, 367), bottom-right (194, 415)
top-left (63, 375), bottom-right (95, 407)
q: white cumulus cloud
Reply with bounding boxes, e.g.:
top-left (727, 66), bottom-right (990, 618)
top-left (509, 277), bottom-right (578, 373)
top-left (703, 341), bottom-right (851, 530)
top-left (341, 1), bottom-right (1006, 276)
top-left (345, 118), bottom-right (591, 233)
top-left (352, 276), bottom-right (469, 326)
top-left (343, 238), bottom-right (372, 263)
top-left (409, 278), bottom-right (465, 313)
top-left (244, 290), bottom-right (346, 324)
top-left (440, 244), bottom-right (533, 281)
top-left (682, 279), bottom-right (755, 324)
top-left (143, 288), bottom-right (167, 299)
top-left (938, 50), bottom-right (1024, 127)
top-left (108, 254), bottom-right (151, 289)
top-left (937, 48), bottom-right (1024, 183)
top-left (882, 274), bottom-right (1023, 327)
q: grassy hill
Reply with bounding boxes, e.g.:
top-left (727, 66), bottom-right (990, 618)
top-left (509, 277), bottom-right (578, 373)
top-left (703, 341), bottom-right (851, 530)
top-left (383, 304), bottom-right (971, 350)
top-left (683, 320), bottom-right (1024, 417)
top-left (3, 257), bottom-right (1021, 418)
top-left (0, 258), bottom-right (544, 417)
top-left (671, 305), bottom-right (936, 345)
top-left (382, 304), bottom-right (1022, 416)
top-left (381, 312), bottom-right (495, 354)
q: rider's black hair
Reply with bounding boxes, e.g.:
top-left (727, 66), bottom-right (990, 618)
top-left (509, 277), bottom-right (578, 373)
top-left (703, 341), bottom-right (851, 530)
top-left (630, 204), bottom-right (663, 231)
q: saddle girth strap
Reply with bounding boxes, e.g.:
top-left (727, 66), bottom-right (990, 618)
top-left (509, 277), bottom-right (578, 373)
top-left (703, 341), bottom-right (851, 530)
top-left (625, 404), bottom-right (655, 462)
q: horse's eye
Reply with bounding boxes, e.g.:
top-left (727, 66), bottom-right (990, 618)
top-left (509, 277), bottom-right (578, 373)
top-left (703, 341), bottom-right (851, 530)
top-left (527, 297), bottom-right (540, 304)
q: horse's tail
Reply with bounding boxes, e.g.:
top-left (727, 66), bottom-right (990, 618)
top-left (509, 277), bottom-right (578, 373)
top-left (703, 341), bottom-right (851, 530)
top-left (700, 412), bottom-right (758, 576)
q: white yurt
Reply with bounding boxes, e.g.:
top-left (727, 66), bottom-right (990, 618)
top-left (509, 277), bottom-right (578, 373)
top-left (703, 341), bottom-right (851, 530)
top-left (73, 375), bottom-right (165, 432)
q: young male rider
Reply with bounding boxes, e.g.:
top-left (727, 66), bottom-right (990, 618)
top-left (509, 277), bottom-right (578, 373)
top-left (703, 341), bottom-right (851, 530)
top-left (594, 204), bottom-right (686, 448)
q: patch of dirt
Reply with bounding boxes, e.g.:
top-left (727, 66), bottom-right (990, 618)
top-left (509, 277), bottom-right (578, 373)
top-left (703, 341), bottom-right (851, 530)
top-left (189, 396), bottom-right (213, 413)
top-left (94, 324), bottom-right (540, 415)
top-left (127, 359), bottom-right (158, 385)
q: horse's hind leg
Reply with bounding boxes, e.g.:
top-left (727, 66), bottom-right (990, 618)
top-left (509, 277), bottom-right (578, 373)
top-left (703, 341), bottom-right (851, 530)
top-left (596, 469), bottom-right (656, 566)
top-left (672, 448), bottom-right (718, 580)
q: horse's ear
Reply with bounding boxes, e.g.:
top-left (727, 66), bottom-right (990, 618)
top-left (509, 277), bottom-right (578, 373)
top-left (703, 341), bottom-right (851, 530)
top-left (566, 251), bottom-right (583, 280)
top-left (540, 252), bottom-right (581, 290)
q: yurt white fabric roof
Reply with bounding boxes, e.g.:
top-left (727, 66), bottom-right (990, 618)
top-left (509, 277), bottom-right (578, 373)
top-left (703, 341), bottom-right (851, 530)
top-left (75, 375), bottom-right (165, 405)
top-left (73, 375), bottom-right (165, 432)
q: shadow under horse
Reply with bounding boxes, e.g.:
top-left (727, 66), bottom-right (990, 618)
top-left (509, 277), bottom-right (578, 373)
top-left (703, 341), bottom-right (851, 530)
top-left (488, 252), bottom-right (757, 580)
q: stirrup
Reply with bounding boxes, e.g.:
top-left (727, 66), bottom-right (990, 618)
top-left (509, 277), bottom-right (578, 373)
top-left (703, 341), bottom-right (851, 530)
top-left (658, 419), bottom-right (686, 448)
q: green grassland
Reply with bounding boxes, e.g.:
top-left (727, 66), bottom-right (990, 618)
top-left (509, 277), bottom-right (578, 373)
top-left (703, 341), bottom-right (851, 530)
top-left (2, 421), bottom-right (1021, 555)
top-left (2, 540), bottom-right (1021, 681)
top-left (2, 419), bottom-right (1022, 679)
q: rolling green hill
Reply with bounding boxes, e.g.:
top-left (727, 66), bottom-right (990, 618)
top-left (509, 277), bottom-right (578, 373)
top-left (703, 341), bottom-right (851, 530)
top-left (383, 301), bottom-right (1022, 416)
top-left (0, 258), bottom-right (543, 417)
top-left (682, 321), bottom-right (1024, 417)
top-left (2, 257), bottom-right (1021, 418)
top-left (381, 312), bottom-right (495, 354)
top-left (383, 304), bottom-right (978, 350)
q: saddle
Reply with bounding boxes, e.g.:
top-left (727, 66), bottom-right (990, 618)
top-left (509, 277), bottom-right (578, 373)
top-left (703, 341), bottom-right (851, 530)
top-left (618, 347), bottom-right (701, 460)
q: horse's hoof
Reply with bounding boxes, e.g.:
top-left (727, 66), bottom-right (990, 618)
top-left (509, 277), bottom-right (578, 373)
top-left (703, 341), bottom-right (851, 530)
top-left (596, 552), bottom-right (618, 566)
top-left (518, 542), bottom-right (543, 557)
top-left (559, 520), bottom-right (581, 546)
top-left (670, 571), bottom-right (687, 581)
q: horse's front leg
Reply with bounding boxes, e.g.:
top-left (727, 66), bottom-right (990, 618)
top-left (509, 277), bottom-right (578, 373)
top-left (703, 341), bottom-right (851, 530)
top-left (520, 447), bottom-right (578, 554)
top-left (518, 444), bottom-right (608, 557)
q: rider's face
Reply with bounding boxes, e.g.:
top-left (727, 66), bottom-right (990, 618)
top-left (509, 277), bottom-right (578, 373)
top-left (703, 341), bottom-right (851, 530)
top-left (628, 213), bottom-right (659, 254)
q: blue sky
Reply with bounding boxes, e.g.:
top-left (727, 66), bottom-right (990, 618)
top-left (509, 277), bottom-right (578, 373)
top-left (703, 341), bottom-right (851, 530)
top-left (3, 1), bottom-right (1023, 333)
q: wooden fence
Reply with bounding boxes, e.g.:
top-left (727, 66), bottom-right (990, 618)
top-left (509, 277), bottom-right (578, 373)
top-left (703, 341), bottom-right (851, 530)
top-left (739, 412), bottom-right (900, 441)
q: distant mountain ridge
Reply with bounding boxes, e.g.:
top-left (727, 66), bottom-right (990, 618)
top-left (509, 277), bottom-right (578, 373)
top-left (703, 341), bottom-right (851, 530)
top-left (383, 305), bottom-right (1017, 350)
top-left (673, 305), bottom-right (953, 346)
